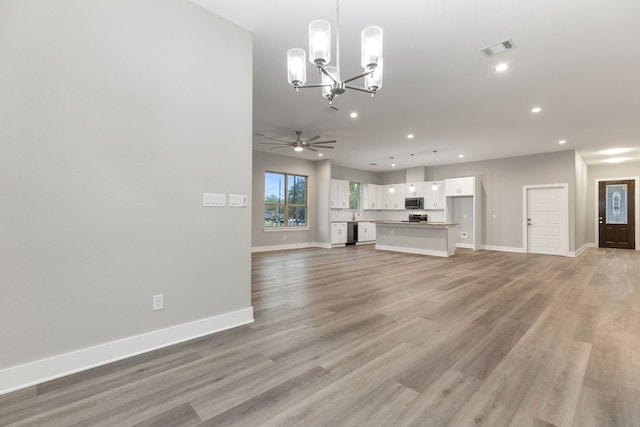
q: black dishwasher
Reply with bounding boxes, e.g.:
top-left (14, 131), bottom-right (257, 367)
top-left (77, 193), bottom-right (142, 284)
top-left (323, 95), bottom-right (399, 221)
top-left (347, 222), bottom-right (358, 245)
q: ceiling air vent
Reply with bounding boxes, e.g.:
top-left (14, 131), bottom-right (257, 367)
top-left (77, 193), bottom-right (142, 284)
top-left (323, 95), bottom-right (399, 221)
top-left (480, 38), bottom-right (515, 57)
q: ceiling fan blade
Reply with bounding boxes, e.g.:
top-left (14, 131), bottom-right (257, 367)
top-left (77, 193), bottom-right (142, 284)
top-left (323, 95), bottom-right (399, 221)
top-left (270, 146), bottom-right (289, 149)
top-left (304, 135), bottom-right (321, 143)
top-left (314, 146), bottom-right (334, 149)
top-left (262, 136), bottom-right (289, 143)
top-left (307, 147), bottom-right (318, 152)
top-left (310, 140), bottom-right (337, 144)
top-left (259, 142), bottom-right (290, 145)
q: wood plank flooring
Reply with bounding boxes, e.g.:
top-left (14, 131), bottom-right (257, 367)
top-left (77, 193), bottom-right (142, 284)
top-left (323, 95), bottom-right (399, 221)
top-left (2, 246), bottom-right (640, 426)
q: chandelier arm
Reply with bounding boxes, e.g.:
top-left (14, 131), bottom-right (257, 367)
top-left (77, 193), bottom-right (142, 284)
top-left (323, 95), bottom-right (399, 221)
top-left (344, 85), bottom-right (376, 94)
top-left (318, 65), bottom-right (339, 85)
top-left (342, 69), bottom-right (375, 84)
top-left (293, 83), bottom-right (333, 89)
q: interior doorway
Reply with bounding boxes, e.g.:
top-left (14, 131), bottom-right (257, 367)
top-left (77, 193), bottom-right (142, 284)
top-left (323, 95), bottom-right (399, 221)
top-left (523, 184), bottom-right (569, 256)
top-left (598, 179), bottom-right (636, 249)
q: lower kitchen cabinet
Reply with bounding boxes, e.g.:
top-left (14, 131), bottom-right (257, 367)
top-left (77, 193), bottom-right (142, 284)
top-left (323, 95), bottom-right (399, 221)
top-left (357, 222), bottom-right (376, 242)
top-left (331, 222), bottom-right (348, 244)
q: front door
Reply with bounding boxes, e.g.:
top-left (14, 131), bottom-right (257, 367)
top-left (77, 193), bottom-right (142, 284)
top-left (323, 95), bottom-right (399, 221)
top-left (599, 180), bottom-right (636, 249)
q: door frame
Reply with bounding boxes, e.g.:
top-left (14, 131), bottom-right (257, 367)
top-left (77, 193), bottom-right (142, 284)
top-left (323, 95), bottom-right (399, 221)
top-left (522, 183), bottom-right (569, 256)
top-left (594, 176), bottom-right (640, 250)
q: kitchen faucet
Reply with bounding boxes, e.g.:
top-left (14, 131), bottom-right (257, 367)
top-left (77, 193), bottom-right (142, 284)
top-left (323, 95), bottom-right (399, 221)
top-left (352, 211), bottom-right (360, 221)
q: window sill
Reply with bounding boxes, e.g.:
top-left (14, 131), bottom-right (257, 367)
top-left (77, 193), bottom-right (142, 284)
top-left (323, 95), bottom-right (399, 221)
top-left (263, 227), bottom-right (311, 232)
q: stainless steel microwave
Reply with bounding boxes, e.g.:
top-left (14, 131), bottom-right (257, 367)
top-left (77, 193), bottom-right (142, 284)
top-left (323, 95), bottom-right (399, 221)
top-left (405, 197), bottom-right (424, 209)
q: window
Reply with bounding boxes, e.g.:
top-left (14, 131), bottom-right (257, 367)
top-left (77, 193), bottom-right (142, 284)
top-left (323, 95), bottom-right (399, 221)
top-left (349, 182), bottom-right (360, 210)
top-left (264, 172), bottom-right (307, 227)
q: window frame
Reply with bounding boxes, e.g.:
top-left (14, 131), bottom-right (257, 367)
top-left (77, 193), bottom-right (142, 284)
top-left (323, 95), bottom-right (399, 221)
top-left (264, 171), bottom-right (309, 229)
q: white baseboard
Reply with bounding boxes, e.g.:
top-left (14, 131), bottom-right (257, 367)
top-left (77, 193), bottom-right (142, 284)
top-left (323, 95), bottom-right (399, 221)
top-left (480, 245), bottom-right (526, 253)
top-left (252, 242), bottom-right (334, 252)
top-left (569, 243), bottom-right (591, 257)
top-left (455, 243), bottom-right (474, 249)
top-left (375, 244), bottom-right (450, 258)
top-left (0, 307), bottom-right (254, 396)
top-left (252, 242), bottom-right (316, 252)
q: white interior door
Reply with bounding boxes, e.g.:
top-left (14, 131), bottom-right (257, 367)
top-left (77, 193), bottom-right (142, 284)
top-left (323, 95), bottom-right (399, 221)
top-left (526, 187), bottom-right (566, 255)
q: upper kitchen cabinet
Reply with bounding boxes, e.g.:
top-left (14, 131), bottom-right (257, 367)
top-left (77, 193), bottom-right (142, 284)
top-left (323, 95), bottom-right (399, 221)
top-left (405, 182), bottom-right (424, 198)
top-left (362, 183), bottom-right (381, 210)
top-left (424, 180), bottom-right (445, 209)
top-left (330, 179), bottom-right (350, 209)
top-left (445, 177), bottom-right (475, 196)
top-left (382, 184), bottom-right (405, 210)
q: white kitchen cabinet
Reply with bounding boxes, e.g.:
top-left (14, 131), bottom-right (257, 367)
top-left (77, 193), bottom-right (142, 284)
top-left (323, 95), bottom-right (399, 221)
top-left (382, 184), bottom-right (405, 210)
top-left (405, 182), bottom-right (424, 198)
top-left (424, 180), bottom-right (445, 209)
top-left (357, 222), bottom-right (376, 242)
top-left (362, 183), bottom-right (381, 210)
top-left (330, 179), bottom-right (350, 209)
top-left (331, 222), bottom-right (348, 244)
top-left (445, 177), bottom-right (475, 196)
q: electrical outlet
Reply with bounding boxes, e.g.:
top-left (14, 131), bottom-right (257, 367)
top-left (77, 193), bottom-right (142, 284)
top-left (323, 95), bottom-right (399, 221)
top-left (460, 232), bottom-right (468, 239)
top-left (283, 234), bottom-right (287, 240)
top-left (153, 294), bottom-right (164, 311)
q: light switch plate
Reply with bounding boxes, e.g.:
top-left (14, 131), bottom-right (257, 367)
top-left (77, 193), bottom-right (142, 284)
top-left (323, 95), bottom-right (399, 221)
top-left (203, 193), bottom-right (225, 207)
top-left (229, 194), bottom-right (248, 207)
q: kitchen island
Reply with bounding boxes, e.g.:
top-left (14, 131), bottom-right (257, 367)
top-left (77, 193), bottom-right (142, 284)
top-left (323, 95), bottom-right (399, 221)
top-left (375, 222), bottom-right (459, 257)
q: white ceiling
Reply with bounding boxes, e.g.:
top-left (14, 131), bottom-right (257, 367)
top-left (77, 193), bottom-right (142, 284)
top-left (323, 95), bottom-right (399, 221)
top-left (193, 0), bottom-right (640, 171)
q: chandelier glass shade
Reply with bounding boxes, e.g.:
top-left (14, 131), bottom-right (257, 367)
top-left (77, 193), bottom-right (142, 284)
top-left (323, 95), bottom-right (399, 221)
top-left (286, 1), bottom-right (383, 103)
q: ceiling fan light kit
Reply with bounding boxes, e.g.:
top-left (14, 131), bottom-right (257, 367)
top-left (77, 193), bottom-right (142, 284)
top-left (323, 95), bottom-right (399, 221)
top-left (286, 0), bottom-right (383, 103)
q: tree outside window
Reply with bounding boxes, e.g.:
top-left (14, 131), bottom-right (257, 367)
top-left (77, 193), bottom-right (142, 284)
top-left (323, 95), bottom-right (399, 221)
top-left (349, 182), bottom-right (360, 210)
top-left (264, 172), bottom-right (307, 227)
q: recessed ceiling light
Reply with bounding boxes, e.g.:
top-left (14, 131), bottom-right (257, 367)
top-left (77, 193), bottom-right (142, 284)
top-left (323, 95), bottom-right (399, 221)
top-left (350, 112), bottom-right (358, 118)
top-left (318, 153), bottom-right (324, 157)
top-left (458, 154), bottom-right (464, 158)
top-left (558, 140), bottom-right (567, 145)
top-left (605, 157), bottom-right (626, 163)
top-left (601, 148), bottom-right (628, 155)
top-left (531, 107), bottom-right (542, 113)
top-left (391, 163), bottom-right (396, 167)
top-left (495, 63), bottom-right (509, 72)
top-left (407, 134), bottom-right (414, 139)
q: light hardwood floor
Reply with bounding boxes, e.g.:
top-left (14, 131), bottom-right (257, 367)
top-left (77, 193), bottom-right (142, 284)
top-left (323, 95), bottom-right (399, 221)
top-left (2, 246), bottom-right (640, 426)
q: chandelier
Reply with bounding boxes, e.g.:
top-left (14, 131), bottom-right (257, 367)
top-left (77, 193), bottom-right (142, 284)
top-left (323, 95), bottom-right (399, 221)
top-left (286, 0), bottom-right (383, 103)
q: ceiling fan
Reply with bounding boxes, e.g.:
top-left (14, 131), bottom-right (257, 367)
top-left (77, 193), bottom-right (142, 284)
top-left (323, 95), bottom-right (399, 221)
top-left (259, 131), bottom-right (336, 152)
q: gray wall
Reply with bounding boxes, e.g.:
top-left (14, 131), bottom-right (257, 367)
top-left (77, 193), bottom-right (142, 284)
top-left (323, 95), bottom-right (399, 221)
top-left (428, 150), bottom-right (577, 250)
top-left (332, 165), bottom-right (381, 184)
top-left (0, 1), bottom-right (252, 369)
top-left (379, 170), bottom-right (407, 185)
top-left (586, 160), bottom-right (640, 245)
top-left (575, 152), bottom-right (589, 250)
top-left (252, 150), bottom-right (319, 248)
